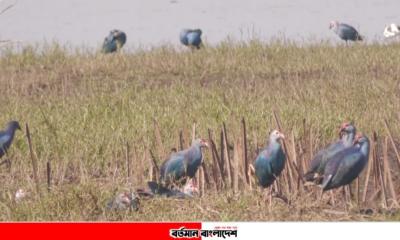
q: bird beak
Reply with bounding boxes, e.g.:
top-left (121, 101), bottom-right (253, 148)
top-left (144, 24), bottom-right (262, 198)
top-left (204, 141), bottom-right (209, 148)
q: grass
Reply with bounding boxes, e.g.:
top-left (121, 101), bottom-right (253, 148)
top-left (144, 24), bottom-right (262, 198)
top-left (1, 40), bottom-right (400, 221)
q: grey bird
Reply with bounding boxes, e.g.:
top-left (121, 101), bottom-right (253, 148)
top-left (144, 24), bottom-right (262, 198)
top-left (321, 133), bottom-right (370, 191)
top-left (102, 29), bottom-right (127, 53)
top-left (179, 29), bottom-right (203, 50)
top-left (329, 21), bottom-right (363, 44)
top-left (304, 122), bottom-right (356, 183)
top-left (159, 138), bottom-right (209, 187)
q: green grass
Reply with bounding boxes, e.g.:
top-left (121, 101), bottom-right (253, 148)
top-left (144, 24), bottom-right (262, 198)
top-left (0, 41), bottom-right (400, 221)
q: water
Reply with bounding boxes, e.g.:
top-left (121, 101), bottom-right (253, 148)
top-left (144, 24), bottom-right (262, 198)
top-left (0, 0), bottom-right (399, 49)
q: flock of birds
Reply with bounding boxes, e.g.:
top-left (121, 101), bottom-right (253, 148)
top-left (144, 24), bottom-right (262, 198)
top-left (0, 119), bottom-right (369, 211)
top-left (101, 20), bottom-right (400, 53)
top-left (2, 19), bottom-right (397, 212)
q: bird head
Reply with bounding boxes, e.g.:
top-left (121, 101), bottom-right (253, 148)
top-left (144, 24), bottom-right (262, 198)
top-left (269, 129), bottom-right (285, 142)
top-left (7, 121), bottom-right (21, 131)
top-left (329, 21), bottom-right (339, 29)
top-left (192, 138), bottom-right (209, 148)
top-left (338, 122), bottom-right (356, 138)
top-left (353, 133), bottom-right (369, 145)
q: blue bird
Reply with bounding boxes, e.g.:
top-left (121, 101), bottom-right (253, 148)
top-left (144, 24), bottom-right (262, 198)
top-left (254, 130), bottom-right (286, 188)
top-left (321, 133), bottom-right (369, 191)
top-left (0, 121), bottom-right (21, 159)
top-left (304, 122), bottom-right (356, 183)
top-left (329, 21), bottom-right (363, 44)
top-left (102, 29), bottom-right (127, 53)
top-left (160, 138), bottom-right (209, 186)
top-left (180, 29), bottom-right (203, 49)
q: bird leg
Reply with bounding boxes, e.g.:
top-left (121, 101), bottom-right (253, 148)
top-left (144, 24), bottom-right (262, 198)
top-left (330, 191), bottom-right (336, 207)
top-left (269, 188), bottom-right (273, 210)
top-left (318, 188), bottom-right (326, 208)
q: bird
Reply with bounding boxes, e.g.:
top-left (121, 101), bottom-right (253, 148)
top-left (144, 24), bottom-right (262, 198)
top-left (254, 130), bottom-right (286, 189)
top-left (142, 178), bottom-right (199, 199)
top-left (329, 21), bottom-right (363, 44)
top-left (304, 122), bottom-right (356, 183)
top-left (106, 192), bottom-right (139, 211)
top-left (159, 138), bottom-right (208, 187)
top-left (0, 120), bottom-right (21, 159)
top-left (321, 133), bottom-right (369, 191)
top-left (383, 23), bottom-right (400, 38)
top-left (102, 29), bottom-right (127, 53)
top-left (179, 29), bottom-right (203, 49)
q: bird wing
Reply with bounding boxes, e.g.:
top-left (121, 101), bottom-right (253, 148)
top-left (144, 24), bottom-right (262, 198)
top-left (0, 134), bottom-right (10, 148)
top-left (340, 23), bottom-right (358, 33)
top-left (338, 23), bottom-right (361, 40)
top-left (254, 149), bottom-right (275, 187)
top-left (306, 141), bottom-right (343, 178)
top-left (186, 32), bottom-right (202, 48)
top-left (161, 152), bottom-right (187, 182)
top-left (321, 147), bottom-right (359, 190)
top-left (330, 151), bottom-right (363, 186)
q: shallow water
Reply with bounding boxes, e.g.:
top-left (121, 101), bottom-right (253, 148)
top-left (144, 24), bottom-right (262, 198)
top-left (0, 0), bottom-right (399, 49)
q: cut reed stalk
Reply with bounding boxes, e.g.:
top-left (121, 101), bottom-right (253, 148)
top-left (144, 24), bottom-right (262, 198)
top-left (26, 123), bottom-right (41, 197)
top-left (242, 117), bottom-right (249, 185)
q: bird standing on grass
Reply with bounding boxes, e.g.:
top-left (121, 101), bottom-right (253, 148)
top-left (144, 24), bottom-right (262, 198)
top-left (383, 23), bottom-right (400, 38)
top-left (102, 29), bottom-right (127, 53)
top-left (304, 122), bottom-right (356, 183)
top-left (329, 21), bottom-right (363, 44)
top-left (254, 130), bottom-right (286, 189)
top-left (180, 29), bottom-right (203, 50)
top-left (159, 138), bottom-right (209, 187)
top-left (0, 121), bottom-right (21, 160)
top-left (321, 133), bottom-right (369, 192)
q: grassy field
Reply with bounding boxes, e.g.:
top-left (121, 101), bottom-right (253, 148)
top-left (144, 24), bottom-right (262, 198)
top-left (1, 41), bottom-right (400, 221)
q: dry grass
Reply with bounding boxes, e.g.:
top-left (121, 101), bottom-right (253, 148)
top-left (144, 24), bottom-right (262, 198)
top-left (1, 40), bottom-right (400, 221)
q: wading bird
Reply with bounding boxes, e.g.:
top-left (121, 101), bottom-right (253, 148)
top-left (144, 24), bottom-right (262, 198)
top-left (304, 122), bottom-right (356, 183)
top-left (180, 29), bottom-right (203, 49)
top-left (254, 130), bottom-right (286, 189)
top-left (383, 23), bottom-right (400, 38)
top-left (321, 133), bottom-right (369, 192)
top-left (160, 138), bottom-right (208, 187)
top-left (0, 121), bottom-right (21, 162)
top-left (102, 29), bottom-right (127, 53)
top-left (329, 21), bottom-right (363, 44)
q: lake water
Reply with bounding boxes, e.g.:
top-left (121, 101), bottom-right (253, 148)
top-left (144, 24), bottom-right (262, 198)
top-left (0, 0), bottom-right (399, 49)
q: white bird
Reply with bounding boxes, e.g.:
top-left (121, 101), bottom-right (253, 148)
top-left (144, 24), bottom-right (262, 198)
top-left (15, 188), bottom-right (28, 202)
top-left (383, 23), bottom-right (400, 38)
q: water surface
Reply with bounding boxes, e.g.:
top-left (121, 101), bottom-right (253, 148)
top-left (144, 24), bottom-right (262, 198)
top-left (0, 0), bottom-right (399, 49)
